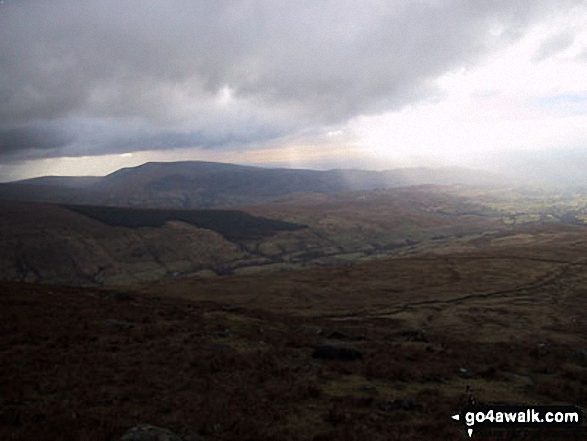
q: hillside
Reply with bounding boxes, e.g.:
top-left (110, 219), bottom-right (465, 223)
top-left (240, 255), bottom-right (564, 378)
top-left (0, 202), bottom-right (262, 285)
top-left (0, 187), bottom-right (507, 285)
top-left (4, 182), bottom-right (587, 286)
top-left (0, 161), bottom-right (504, 209)
top-left (3, 223), bottom-right (587, 440)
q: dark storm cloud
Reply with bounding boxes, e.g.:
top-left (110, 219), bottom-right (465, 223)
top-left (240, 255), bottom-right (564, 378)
top-left (0, 123), bottom-right (76, 155)
top-left (0, 0), bottom-right (584, 160)
top-left (1, 121), bottom-right (283, 163)
top-left (90, 126), bottom-right (284, 156)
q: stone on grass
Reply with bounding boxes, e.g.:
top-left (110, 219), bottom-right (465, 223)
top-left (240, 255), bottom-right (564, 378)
top-left (312, 342), bottom-right (362, 360)
top-left (118, 424), bottom-right (199, 441)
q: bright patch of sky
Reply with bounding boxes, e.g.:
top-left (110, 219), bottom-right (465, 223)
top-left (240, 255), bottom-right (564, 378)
top-left (347, 9), bottom-right (587, 170)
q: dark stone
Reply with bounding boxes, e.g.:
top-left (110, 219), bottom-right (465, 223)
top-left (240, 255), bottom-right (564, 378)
top-left (113, 291), bottom-right (133, 302)
top-left (399, 329), bottom-right (428, 342)
top-left (312, 342), bottom-right (362, 360)
top-left (414, 329), bottom-right (428, 342)
top-left (325, 329), bottom-right (366, 341)
top-left (326, 330), bottom-right (353, 340)
top-left (458, 367), bottom-right (474, 379)
top-left (119, 424), bottom-right (201, 441)
top-left (118, 424), bottom-right (200, 441)
top-left (101, 319), bottom-right (134, 329)
top-left (532, 342), bottom-right (549, 358)
top-left (221, 304), bottom-right (239, 312)
top-left (362, 384), bottom-right (379, 395)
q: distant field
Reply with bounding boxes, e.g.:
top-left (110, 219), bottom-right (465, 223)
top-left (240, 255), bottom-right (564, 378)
top-left (63, 204), bottom-right (305, 241)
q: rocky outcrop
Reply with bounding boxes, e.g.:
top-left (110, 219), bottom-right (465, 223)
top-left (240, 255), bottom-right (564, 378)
top-left (118, 424), bottom-right (200, 441)
top-left (312, 342), bottom-right (363, 360)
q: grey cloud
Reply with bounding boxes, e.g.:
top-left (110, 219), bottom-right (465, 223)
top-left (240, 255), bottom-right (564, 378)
top-left (1, 118), bottom-right (284, 161)
top-left (100, 127), bottom-right (285, 155)
top-left (578, 46), bottom-right (587, 61)
top-left (533, 31), bottom-right (575, 61)
top-left (0, 123), bottom-right (76, 156)
top-left (0, 0), bottom-right (585, 161)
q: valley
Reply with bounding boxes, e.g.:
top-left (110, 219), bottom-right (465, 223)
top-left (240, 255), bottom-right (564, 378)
top-left (0, 186), bottom-right (503, 285)
top-left (1, 162), bottom-right (587, 440)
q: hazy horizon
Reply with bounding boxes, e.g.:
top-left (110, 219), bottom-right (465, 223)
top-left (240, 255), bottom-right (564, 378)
top-left (3, 155), bottom-right (585, 191)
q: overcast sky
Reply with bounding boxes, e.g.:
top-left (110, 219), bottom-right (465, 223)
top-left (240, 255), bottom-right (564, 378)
top-left (1, 0), bottom-right (587, 181)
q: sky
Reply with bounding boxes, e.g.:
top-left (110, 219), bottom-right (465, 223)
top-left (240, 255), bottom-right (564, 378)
top-left (1, 0), bottom-right (587, 182)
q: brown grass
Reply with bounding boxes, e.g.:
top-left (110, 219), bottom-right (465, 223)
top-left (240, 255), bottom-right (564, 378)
top-left (3, 225), bottom-right (587, 440)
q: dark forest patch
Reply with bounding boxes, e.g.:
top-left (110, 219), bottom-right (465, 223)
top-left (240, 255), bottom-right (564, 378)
top-left (63, 204), bottom-right (305, 241)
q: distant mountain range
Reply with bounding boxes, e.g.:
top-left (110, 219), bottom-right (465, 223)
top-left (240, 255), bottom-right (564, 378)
top-left (0, 161), bottom-right (504, 209)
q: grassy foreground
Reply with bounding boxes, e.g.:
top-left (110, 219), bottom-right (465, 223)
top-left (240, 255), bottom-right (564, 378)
top-left (2, 225), bottom-right (587, 440)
